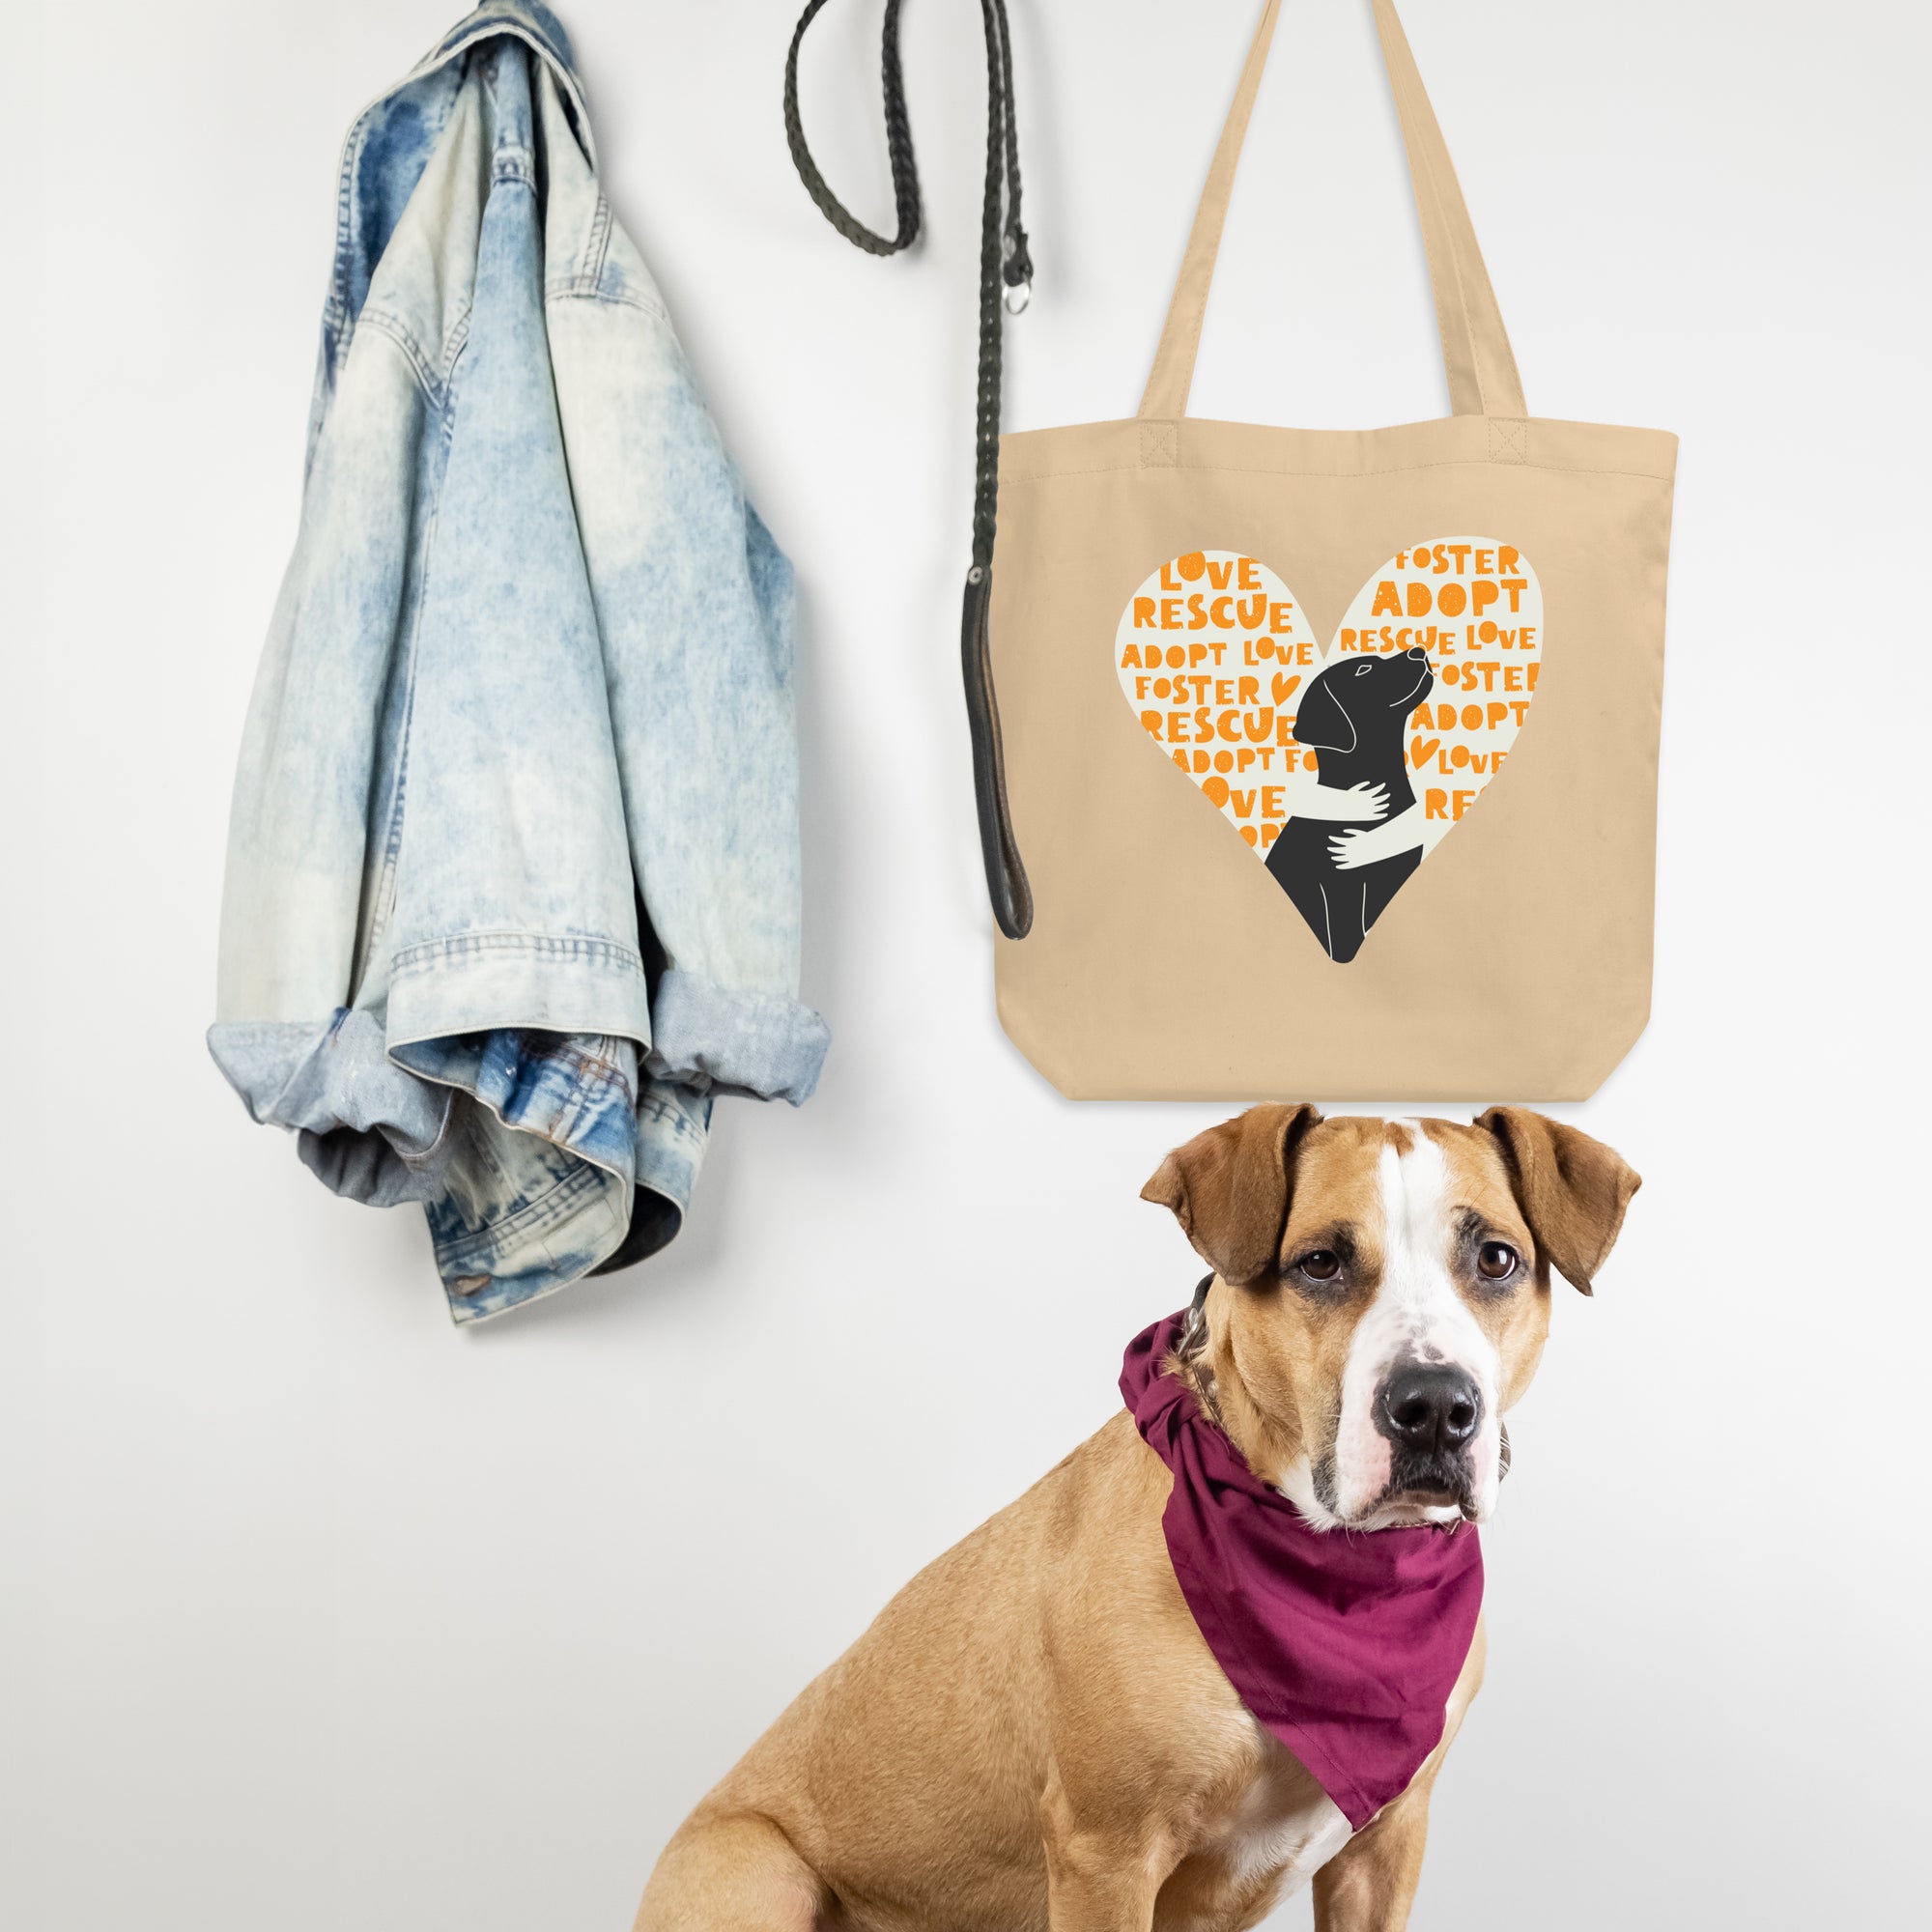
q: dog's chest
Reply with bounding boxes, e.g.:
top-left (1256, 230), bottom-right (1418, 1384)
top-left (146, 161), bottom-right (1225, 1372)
top-left (1172, 1716), bottom-right (1354, 1918)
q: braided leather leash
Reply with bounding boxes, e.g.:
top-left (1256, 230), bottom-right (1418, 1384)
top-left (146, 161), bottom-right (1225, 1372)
top-left (783, 0), bottom-right (1035, 939)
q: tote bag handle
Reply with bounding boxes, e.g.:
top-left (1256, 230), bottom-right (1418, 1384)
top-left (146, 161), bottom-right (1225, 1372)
top-left (1139, 0), bottom-right (1526, 423)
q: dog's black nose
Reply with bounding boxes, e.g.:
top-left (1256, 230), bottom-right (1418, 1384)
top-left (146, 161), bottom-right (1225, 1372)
top-left (1379, 1365), bottom-right (1482, 1453)
top-left (1404, 645), bottom-right (1429, 663)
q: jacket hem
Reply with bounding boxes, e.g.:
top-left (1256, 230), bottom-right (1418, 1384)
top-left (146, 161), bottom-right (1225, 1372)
top-left (432, 1075), bottom-right (711, 1323)
top-left (211, 1008), bottom-right (715, 1323)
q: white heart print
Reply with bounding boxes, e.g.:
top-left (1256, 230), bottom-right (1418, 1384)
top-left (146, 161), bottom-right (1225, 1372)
top-left (1114, 540), bottom-right (1544, 960)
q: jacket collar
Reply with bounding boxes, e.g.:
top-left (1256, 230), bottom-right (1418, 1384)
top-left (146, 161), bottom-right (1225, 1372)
top-left (426, 2), bottom-right (578, 79)
top-left (405, 5), bottom-right (592, 165)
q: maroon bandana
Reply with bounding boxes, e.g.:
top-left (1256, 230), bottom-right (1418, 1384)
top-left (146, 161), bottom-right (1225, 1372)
top-left (1122, 1313), bottom-right (1484, 1830)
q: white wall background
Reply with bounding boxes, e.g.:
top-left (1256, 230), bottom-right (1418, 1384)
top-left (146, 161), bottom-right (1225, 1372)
top-left (7, 1), bottom-right (1929, 1925)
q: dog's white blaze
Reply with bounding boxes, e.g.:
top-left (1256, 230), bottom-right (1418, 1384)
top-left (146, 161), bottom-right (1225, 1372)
top-left (1330, 1130), bottom-right (1503, 1523)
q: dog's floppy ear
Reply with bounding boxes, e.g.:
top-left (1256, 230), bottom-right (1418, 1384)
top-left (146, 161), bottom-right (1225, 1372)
top-left (1142, 1104), bottom-right (1323, 1285)
top-left (1290, 672), bottom-right (1356, 753)
top-left (1476, 1107), bottom-right (1641, 1295)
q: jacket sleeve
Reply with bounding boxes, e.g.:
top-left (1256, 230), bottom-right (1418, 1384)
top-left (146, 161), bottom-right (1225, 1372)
top-left (544, 213), bottom-right (828, 1105)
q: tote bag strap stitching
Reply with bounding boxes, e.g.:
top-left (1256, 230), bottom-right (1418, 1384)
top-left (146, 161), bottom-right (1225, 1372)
top-left (1137, 0), bottom-right (1525, 426)
top-left (1138, 419), bottom-right (1180, 467)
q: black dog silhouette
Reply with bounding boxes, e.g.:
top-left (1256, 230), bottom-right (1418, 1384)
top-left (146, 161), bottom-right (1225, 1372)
top-left (1265, 646), bottom-right (1435, 962)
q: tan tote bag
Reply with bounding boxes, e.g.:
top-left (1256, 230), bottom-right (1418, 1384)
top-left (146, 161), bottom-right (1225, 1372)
top-left (986, 0), bottom-right (1676, 1101)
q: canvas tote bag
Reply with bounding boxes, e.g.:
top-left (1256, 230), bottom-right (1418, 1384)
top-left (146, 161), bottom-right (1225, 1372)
top-left (987, 0), bottom-right (1675, 1100)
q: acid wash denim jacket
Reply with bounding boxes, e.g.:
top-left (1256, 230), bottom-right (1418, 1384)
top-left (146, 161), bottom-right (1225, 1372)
top-left (210, 3), bottom-right (828, 1323)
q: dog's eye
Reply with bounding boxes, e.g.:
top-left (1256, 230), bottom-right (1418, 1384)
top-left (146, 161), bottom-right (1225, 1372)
top-left (1353, 663), bottom-right (1373, 676)
top-left (1477, 1241), bottom-right (1519, 1281)
top-left (1296, 1249), bottom-right (1342, 1281)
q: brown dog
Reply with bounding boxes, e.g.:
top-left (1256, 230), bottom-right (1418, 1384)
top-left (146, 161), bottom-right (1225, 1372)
top-left (637, 1106), bottom-right (1638, 1931)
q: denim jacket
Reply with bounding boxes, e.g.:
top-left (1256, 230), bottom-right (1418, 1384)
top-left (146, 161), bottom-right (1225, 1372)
top-left (210, 3), bottom-right (828, 1322)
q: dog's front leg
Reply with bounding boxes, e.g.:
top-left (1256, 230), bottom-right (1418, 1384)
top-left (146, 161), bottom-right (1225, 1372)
top-left (1308, 1768), bottom-right (1438, 1932)
top-left (1039, 1779), bottom-right (1168, 1932)
top-left (1313, 1615), bottom-right (1487, 1929)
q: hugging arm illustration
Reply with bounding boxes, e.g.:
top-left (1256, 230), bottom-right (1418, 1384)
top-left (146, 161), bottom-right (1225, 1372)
top-left (1327, 801), bottom-right (1449, 869)
top-left (1264, 648), bottom-right (1437, 963)
top-left (1285, 776), bottom-right (1391, 824)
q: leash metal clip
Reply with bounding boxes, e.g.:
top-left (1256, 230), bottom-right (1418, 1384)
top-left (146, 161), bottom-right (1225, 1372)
top-left (1003, 227), bottom-right (1033, 313)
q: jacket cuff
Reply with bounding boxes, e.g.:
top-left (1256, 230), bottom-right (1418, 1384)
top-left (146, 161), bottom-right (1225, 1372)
top-left (642, 968), bottom-right (830, 1104)
top-left (384, 928), bottom-right (654, 1051)
top-left (207, 1010), bottom-right (455, 1206)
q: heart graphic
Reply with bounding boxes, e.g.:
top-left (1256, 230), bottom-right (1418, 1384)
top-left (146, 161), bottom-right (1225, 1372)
top-left (1115, 540), bottom-right (1544, 961)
